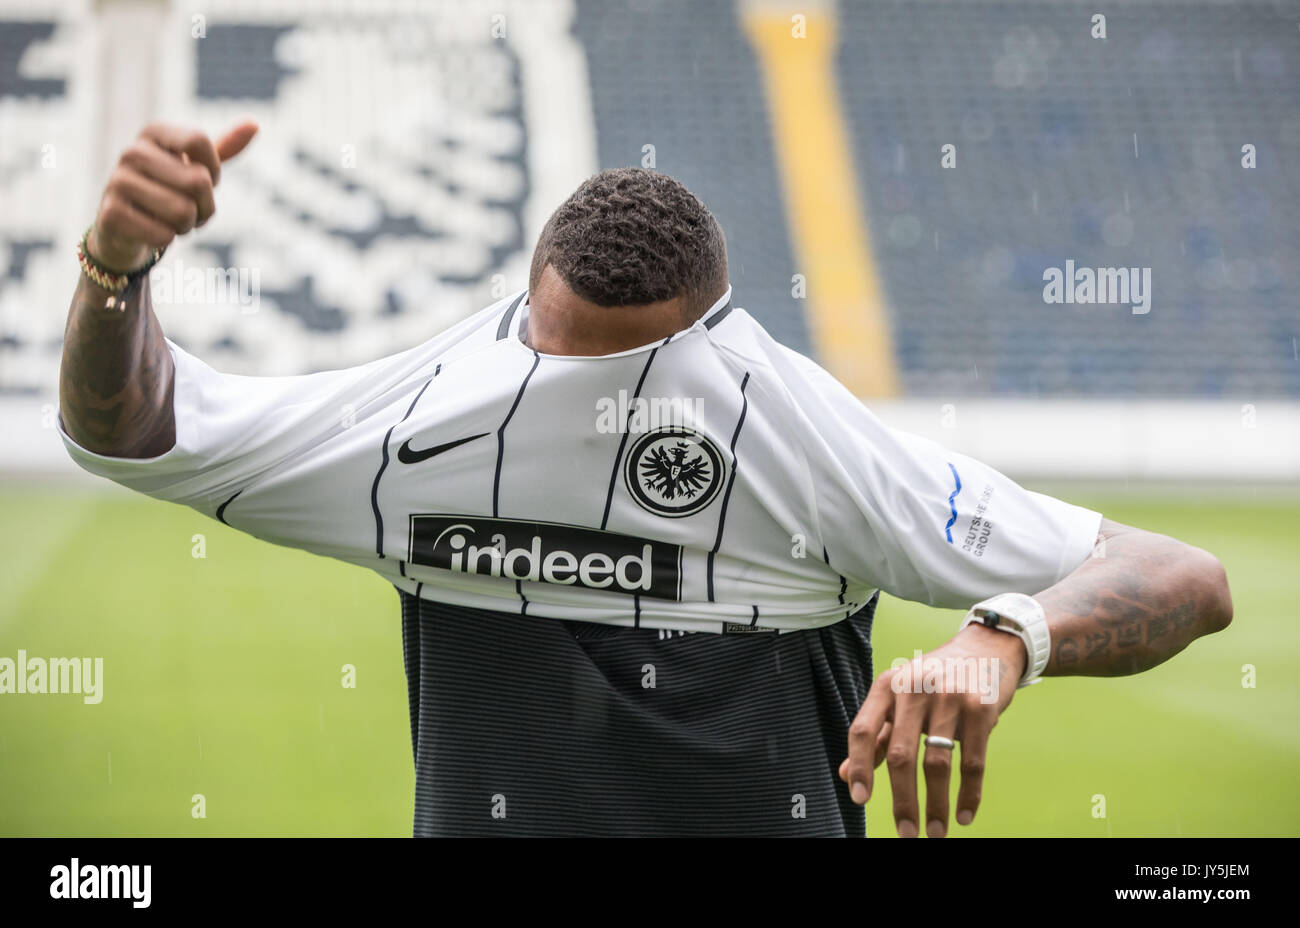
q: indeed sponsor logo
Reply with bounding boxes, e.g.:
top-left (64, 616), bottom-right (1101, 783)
top-left (408, 515), bottom-right (682, 599)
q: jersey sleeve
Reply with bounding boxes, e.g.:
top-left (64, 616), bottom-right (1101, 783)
top-left (784, 354), bottom-right (1102, 609)
top-left (58, 336), bottom-right (429, 515)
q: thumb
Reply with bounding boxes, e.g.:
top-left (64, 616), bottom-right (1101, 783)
top-left (215, 121), bottom-right (259, 162)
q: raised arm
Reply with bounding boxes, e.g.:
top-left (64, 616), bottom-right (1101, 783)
top-left (59, 122), bottom-right (257, 458)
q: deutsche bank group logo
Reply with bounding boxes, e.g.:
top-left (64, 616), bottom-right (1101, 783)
top-left (625, 427), bottom-right (726, 518)
top-left (408, 515), bottom-right (682, 599)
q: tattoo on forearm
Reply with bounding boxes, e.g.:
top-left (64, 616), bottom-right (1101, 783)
top-left (1169, 602), bottom-right (1195, 632)
top-left (1084, 629), bottom-right (1111, 660)
top-left (1055, 637), bottom-right (1079, 666)
top-left (1036, 521), bottom-right (1228, 677)
top-left (1146, 614), bottom-right (1170, 643)
top-left (59, 274), bottom-right (175, 457)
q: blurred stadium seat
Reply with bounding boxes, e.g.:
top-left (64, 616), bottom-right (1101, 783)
top-left (834, 0), bottom-right (1299, 399)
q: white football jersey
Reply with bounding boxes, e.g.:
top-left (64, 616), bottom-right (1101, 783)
top-left (60, 289), bottom-right (1101, 633)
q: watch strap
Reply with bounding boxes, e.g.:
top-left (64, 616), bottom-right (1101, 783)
top-left (960, 592), bottom-right (1051, 688)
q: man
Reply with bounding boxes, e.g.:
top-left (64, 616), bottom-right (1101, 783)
top-left (59, 122), bottom-right (1233, 837)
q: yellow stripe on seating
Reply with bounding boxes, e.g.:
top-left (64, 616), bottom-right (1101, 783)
top-left (743, 6), bottom-right (898, 397)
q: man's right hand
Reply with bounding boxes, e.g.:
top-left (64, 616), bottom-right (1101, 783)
top-left (87, 121), bottom-right (258, 273)
top-left (61, 120), bottom-right (257, 459)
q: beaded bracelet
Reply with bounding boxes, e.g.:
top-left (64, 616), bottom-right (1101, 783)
top-left (76, 227), bottom-right (165, 308)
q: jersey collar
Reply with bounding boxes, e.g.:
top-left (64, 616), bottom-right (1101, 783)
top-left (509, 285), bottom-right (735, 358)
top-left (692, 287), bottom-right (734, 331)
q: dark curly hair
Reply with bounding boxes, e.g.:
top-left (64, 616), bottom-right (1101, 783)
top-left (529, 168), bottom-right (729, 320)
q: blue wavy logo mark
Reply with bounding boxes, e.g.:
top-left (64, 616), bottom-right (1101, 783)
top-left (944, 462), bottom-right (962, 543)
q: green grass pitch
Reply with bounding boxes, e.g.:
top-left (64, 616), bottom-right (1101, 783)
top-left (0, 482), bottom-right (1295, 836)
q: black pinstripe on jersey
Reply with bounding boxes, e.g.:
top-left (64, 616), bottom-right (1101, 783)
top-left (707, 371), bottom-right (751, 601)
top-left (600, 335), bottom-right (671, 530)
top-left (370, 373), bottom-right (437, 558)
top-left (493, 351), bottom-right (540, 519)
top-left (495, 292), bottom-right (527, 341)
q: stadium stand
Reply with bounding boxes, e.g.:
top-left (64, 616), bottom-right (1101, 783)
top-left (835, 0), bottom-right (1299, 398)
top-left (1, 0), bottom-right (1296, 415)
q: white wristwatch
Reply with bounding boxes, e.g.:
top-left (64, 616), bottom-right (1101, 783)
top-left (959, 592), bottom-right (1051, 689)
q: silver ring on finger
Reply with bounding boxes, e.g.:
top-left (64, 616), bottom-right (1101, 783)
top-left (925, 735), bottom-right (956, 751)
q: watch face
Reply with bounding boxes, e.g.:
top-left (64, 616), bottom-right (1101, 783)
top-left (978, 607), bottom-right (1025, 632)
top-left (976, 608), bottom-right (1004, 628)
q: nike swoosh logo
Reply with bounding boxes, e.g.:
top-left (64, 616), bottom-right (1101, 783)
top-left (396, 432), bottom-right (490, 465)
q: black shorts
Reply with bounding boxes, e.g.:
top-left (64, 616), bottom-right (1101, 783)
top-left (398, 589), bottom-right (878, 837)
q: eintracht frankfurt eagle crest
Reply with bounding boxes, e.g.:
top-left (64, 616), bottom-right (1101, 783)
top-left (625, 427), bottom-right (726, 518)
